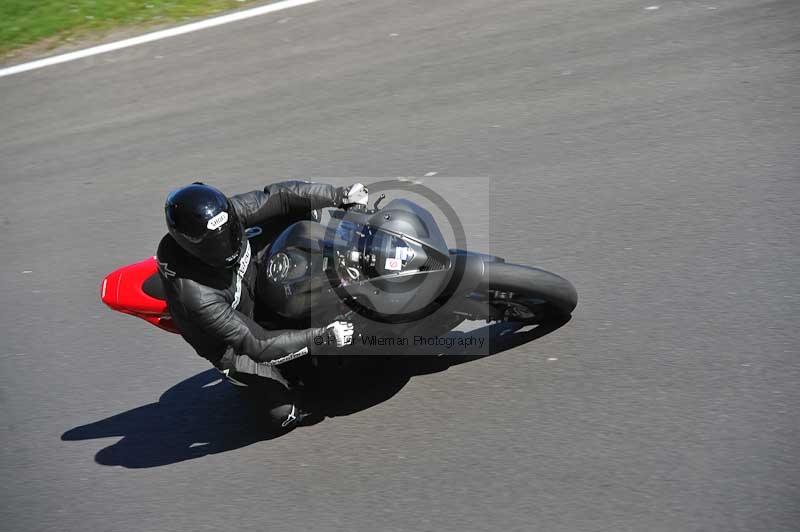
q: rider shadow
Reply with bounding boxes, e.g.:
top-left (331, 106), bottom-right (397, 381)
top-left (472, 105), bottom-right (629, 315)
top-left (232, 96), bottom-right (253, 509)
top-left (61, 370), bottom-right (280, 468)
top-left (62, 317), bottom-right (569, 468)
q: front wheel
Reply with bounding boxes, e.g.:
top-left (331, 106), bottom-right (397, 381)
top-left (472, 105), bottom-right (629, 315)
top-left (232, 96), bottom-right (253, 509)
top-left (470, 262), bottom-right (577, 324)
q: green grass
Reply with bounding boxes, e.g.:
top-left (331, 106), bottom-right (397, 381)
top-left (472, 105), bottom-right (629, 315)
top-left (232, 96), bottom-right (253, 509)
top-left (0, 0), bottom-right (262, 57)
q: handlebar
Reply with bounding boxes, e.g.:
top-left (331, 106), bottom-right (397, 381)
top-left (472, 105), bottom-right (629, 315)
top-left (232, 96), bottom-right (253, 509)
top-left (343, 203), bottom-right (368, 214)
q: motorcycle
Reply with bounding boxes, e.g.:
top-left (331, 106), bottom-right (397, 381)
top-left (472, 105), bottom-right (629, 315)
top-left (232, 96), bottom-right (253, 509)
top-left (101, 192), bottom-right (578, 360)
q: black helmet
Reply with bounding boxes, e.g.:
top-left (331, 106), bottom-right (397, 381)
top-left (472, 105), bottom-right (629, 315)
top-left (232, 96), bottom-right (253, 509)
top-left (165, 183), bottom-right (243, 269)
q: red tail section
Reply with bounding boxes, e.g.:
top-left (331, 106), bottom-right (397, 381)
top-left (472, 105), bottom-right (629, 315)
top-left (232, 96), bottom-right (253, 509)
top-left (101, 257), bottom-right (179, 334)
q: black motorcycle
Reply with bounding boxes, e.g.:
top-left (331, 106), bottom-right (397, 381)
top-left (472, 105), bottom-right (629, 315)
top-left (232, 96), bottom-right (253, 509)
top-left (101, 191), bottom-right (577, 357)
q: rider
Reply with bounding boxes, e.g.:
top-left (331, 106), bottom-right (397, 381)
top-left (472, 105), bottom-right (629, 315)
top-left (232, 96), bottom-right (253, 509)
top-left (156, 180), bottom-right (368, 429)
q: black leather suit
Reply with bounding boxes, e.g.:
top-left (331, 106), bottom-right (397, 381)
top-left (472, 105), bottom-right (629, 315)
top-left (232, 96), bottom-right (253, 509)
top-left (156, 181), bottom-right (345, 427)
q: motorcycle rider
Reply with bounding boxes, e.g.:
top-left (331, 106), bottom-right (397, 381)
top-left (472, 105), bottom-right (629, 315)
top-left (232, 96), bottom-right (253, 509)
top-left (156, 180), bottom-right (368, 429)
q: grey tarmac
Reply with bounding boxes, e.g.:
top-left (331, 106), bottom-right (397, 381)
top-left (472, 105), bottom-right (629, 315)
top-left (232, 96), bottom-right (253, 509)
top-left (1, 1), bottom-right (798, 531)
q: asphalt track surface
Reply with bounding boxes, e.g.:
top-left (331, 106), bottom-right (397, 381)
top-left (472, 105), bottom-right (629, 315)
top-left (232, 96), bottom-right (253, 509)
top-left (1, 1), bottom-right (798, 530)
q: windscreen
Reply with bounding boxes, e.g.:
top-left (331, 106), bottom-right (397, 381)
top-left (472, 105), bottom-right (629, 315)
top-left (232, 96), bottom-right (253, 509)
top-left (333, 220), bottom-right (420, 283)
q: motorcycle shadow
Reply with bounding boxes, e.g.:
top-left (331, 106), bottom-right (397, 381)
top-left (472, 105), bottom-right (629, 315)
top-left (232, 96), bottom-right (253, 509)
top-left (61, 317), bottom-right (569, 468)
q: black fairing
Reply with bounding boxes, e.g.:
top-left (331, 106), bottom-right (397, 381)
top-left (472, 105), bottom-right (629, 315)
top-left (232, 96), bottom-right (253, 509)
top-left (260, 199), bottom-right (453, 323)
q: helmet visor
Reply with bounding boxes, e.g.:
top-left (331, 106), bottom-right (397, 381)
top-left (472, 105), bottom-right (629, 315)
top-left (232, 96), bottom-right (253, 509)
top-left (189, 211), bottom-right (243, 268)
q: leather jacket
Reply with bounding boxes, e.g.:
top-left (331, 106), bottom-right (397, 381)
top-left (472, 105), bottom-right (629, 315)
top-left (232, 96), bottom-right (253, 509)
top-left (156, 181), bottom-right (346, 368)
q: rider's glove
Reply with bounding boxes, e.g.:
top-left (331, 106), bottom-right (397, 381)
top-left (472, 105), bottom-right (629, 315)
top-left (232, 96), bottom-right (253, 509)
top-left (326, 321), bottom-right (354, 347)
top-left (338, 183), bottom-right (369, 207)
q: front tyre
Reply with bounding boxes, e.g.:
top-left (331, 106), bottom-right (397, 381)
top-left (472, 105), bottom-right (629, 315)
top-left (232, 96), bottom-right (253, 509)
top-left (476, 262), bottom-right (578, 323)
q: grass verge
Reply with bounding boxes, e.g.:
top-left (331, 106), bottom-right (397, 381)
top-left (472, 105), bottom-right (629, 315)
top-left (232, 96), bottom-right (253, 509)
top-left (1, 0), bottom-right (264, 59)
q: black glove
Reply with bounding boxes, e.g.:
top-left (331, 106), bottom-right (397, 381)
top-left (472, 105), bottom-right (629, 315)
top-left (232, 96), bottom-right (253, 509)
top-left (326, 321), bottom-right (354, 347)
top-left (336, 183), bottom-right (369, 208)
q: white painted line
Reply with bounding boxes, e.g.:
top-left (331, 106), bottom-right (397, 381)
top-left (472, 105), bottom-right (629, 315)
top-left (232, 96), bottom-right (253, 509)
top-left (0, 0), bottom-right (323, 79)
